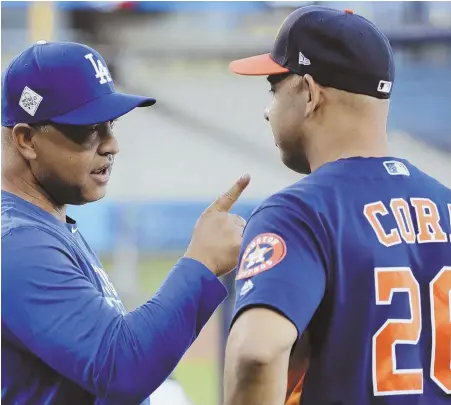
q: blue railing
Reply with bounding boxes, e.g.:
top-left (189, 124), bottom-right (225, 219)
top-left (68, 200), bottom-right (258, 255)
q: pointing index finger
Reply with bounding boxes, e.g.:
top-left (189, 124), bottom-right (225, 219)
top-left (211, 174), bottom-right (251, 212)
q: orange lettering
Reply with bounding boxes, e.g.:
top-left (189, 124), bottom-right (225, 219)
top-left (411, 198), bottom-right (447, 243)
top-left (390, 198), bottom-right (416, 244)
top-left (364, 202), bottom-right (401, 247)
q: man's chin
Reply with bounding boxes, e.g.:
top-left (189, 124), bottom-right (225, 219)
top-left (75, 189), bottom-right (107, 205)
top-left (286, 165), bottom-right (311, 176)
top-left (281, 153), bottom-right (311, 175)
top-left (89, 190), bottom-right (107, 203)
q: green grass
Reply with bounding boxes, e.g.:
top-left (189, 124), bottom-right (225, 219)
top-left (175, 359), bottom-right (220, 405)
top-left (103, 256), bottom-right (219, 405)
top-left (137, 257), bottom-right (180, 292)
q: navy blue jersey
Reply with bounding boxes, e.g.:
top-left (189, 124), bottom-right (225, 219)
top-left (233, 157), bottom-right (451, 405)
top-left (2, 191), bottom-right (227, 405)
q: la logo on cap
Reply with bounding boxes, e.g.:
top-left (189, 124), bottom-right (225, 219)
top-left (85, 53), bottom-right (112, 85)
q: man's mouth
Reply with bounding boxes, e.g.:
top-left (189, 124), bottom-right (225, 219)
top-left (92, 166), bottom-right (109, 175)
top-left (91, 164), bottom-right (112, 183)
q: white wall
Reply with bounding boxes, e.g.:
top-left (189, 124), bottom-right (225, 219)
top-left (106, 58), bottom-right (451, 201)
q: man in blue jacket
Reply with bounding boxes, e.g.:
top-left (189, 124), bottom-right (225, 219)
top-left (1, 41), bottom-right (250, 405)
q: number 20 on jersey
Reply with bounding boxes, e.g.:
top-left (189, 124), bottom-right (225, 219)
top-left (373, 266), bottom-right (451, 396)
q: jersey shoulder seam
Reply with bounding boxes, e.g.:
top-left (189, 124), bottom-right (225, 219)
top-left (250, 202), bottom-right (320, 226)
top-left (3, 224), bottom-right (75, 254)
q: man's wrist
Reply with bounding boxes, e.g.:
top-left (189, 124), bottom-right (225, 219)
top-left (183, 251), bottom-right (219, 277)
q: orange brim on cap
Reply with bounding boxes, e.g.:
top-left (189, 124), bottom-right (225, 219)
top-left (229, 53), bottom-right (289, 76)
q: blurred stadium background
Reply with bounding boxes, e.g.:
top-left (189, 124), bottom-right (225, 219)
top-left (2, 1), bottom-right (450, 404)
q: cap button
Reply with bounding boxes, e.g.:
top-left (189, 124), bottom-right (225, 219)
top-left (36, 40), bottom-right (47, 45)
top-left (344, 9), bottom-right (354, 14)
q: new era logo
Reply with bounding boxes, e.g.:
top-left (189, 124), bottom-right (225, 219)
top-left (19, 86), bottom-right (43, 116)
top-left (383, 161), bottom-right (410, 176)
top-left (298, 51), bottom-right (311, 66)
top-left (377, 80), bottom-right (392, 94)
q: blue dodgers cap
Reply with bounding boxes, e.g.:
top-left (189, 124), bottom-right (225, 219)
top-left (229, 6), bottom-right (395, 99)
top-left (1, 41), bottom-right (156, 127)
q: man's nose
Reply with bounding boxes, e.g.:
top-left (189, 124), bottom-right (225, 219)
top-left (99, 130), bottom-right (120, 156)
top-left (106, 136), bottom-right (120, 156)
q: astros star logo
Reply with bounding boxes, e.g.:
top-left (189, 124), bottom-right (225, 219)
top-left (237, 233), bottom-right (287, 280)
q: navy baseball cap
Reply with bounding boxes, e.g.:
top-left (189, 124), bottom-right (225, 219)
top-left (230, 6), bottom-right (394, 99)
top-left (1, 41), bottom-right (156, 127)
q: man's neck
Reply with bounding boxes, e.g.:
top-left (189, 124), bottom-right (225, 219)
top-left (308, 129), bottom-right (390, 172)
top-left (307, 108), bottom-right (390, 172)
top-left (2, 176), bottom-right (67, 222)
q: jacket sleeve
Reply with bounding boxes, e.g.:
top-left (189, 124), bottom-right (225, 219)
top-left (2, 227), bottom-right (227, 404)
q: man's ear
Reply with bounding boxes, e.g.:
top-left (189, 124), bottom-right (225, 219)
top-left (303, 74), bottom-right (323, 119)
top-left (11, 124), bottom-right (38, 161)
